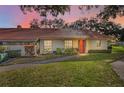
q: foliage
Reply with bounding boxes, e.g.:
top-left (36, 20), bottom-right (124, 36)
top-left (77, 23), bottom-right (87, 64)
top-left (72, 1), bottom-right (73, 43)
top-left (0, 46), bottom-right (7, 53)
top-left (30, 19), bottom-right (40, 29)
top-left (0, 53), bottom-right (8, 62)
top-left (30, 18), bottom-right (65, 29)
top-left (6, 50), bottom-right (21, 58)
top-left (68, 18), bottom-right (123, 41)
top-left (88, 50), bottom-right (111, 53)
top-left (98, 6), bottom-right (124, 20)
top-left (20, 5), bottom-right (70, 29)
top-left (119, 28), bottom-right (124, 41)
top-left (56, 48), bottom-right (63, 55)
top-left (50, 18), bottom-right (65, 28)
top-left (55, 48), bottom-right (78, 55)
top-left (79, 5), bottom-right (124, 20)
top-left (20, 5), bottom-right (70, 17)
top-left (64, 48), bottom-right (78, 55)
top-left (42, 49), bottom-right (51, 54)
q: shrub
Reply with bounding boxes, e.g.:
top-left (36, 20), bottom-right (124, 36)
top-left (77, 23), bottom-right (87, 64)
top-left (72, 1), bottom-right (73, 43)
top-left (64, 48), bottom-right (78, 55)
top-left (0, 53), bottom-right (8, 62)
top-left (42, 49), bottom-right (51, 54)
top-left (6, 50), bottom-right (21, 58)
top-left (88, 50), bottom-right (111, 53)
top-left (108, 45), bottom-right (112, 50)
top-left (0, 46), bottom-right (7, 53)
top-left (56, 48), bottom-right (63, 55)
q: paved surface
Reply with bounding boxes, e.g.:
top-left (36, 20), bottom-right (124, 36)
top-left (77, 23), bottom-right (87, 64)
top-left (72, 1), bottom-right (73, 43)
top-left (0, 64), bottom-right (39, 72)
top-left (111, 60), bottom-right (124, 80)
top-left (0, 55), bottom-right (78, 72)
top-left (31, 55), bottom-right (79, 64)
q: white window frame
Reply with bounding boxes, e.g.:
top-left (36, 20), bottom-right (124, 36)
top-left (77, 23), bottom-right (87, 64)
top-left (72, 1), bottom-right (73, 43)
top-left (64, 40), bottom-right (73, 48)
top-left (44, 40), bottom-right (52, 51)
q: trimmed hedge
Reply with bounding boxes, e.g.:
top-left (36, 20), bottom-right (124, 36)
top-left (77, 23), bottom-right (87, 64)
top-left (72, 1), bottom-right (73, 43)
top-left (56, 48), bottom-right (63, 55)
top-left (56, 48), bottom-right (78, 55)
top-left (88, 50), bottom-right (111, 53)
top-left (6, 50), bottom-right (21, 58)
top-left (64, 48), bottom-right (78, 55)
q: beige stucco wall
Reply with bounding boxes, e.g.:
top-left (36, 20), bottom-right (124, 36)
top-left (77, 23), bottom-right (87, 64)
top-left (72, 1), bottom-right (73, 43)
top-left (3, 39), bottom-right (108, 56)
top-left (52, 40), bottom-right (64, 51)
top-left (39, 40), bottom-right (44, 54)
top-left (40, 40), bottom-right (65, 54)
top-left (73, 40), bottom-right (78, 48)
top-left (85, 39), bottom-right (108, 53)
top-left (6, 45), bottom-right (25, 56)
top-left (40, 40), bottom-right (79, 54)
top-left (40, 39), bottom-right (108, 54)
top-left (85, 40), bottom-right (90, 53)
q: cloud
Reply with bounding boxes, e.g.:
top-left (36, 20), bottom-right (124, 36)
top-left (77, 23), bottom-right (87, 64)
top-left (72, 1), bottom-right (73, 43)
top-left (20, 12), bottom-right (41, 28)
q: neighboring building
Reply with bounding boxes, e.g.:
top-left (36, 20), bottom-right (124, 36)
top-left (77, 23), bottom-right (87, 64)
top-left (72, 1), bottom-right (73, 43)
top-left (0, 28), bottom-right (110, 56)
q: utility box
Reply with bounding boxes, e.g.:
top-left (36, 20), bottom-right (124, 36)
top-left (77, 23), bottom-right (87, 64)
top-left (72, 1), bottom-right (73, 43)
top-left (0, 53), bottom-right (8, 63)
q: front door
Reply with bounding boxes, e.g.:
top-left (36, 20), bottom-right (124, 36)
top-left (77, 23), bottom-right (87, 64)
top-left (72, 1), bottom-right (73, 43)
top-left (79, 40), bottom-right (85, 53)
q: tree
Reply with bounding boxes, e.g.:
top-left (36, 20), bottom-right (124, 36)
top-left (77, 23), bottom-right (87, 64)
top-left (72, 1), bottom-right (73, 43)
top-left (98, 6), bottom-right (124, 20)
top-left (20, 5), bottom-right (69, 28)
top-left (30, 18), bottom-right (65, 29)
top-left (30, 19), bottom-right (40, 29)
top-left (79, 5), bottom-right (124, 41)
top-left (79, 5), bottom-right (124, 20)
top-left (20, 5), bottom-right (70, 17)
top-left (119, 28), bottom-right (124, 41)
top-left (51, 18), bottom-right (65, 28)
top-left (68, 18), bottom-right (88, 30)
top-left (68, 18), bottom-right (123, 40)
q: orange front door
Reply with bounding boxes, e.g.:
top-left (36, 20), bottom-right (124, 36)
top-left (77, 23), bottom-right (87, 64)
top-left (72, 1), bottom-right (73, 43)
top-left (79, 40), bottom-right (85, 53)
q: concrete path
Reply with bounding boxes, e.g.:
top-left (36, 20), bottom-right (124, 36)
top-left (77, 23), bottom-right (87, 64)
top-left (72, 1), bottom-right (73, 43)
top-left (0, 64), bottom-right (39, 72)
top-left (111, 60), bottom-right (124, 81)
top-left (31, 55), bottom-right (79, 64)
top-left (0, 55), bottom-right (78, 72)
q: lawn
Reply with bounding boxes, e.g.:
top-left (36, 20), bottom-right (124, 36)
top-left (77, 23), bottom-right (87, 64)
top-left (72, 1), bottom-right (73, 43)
top-left (0, 46), bottom-right (124, 87)
top-left (112, 46), bottom-right (124, 53)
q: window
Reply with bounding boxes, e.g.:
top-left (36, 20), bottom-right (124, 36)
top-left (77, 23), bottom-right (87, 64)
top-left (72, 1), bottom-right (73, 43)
top-left (64, 40), bottom-right (73, 48)
top-left (97, 40), bottom-right (102, 47)
top-left (44, 40), bottom-right (52, 51)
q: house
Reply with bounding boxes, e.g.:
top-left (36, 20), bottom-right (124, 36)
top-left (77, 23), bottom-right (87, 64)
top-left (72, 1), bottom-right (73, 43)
top-left (0, 28), bottom-right (110, 56)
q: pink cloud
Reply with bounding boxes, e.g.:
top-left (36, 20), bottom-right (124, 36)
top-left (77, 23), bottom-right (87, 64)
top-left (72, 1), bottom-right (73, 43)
top-left (20, 12), bottom-right (41, 28)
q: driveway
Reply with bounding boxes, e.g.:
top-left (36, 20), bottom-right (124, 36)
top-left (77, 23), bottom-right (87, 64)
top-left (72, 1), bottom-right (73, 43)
top-left (0, 55), bottom-right (79, 72)
top-left (111, 59), bottom-right (124, 81)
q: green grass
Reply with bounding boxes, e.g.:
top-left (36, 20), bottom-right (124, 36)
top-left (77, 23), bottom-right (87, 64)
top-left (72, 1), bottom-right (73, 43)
top-left (112, 46), bottom-right (124, 53)
top-left (0, 61), bottom-right (123, 87)
top-left (0, 46), bottom-right (124, 86)
top-left (68, 53), bottom-right (124, 63)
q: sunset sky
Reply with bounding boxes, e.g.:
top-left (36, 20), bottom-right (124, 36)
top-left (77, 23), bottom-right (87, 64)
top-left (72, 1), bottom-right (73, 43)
top-left (0, 5), bottom-right (124, 28)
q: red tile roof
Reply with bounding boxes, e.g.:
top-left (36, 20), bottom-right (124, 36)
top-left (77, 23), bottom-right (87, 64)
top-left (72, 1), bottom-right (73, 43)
top-left (0, 28), bottom-right (110, 41)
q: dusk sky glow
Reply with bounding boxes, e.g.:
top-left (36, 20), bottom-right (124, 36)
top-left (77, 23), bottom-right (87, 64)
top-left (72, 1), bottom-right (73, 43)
top-left (0, 5), bottom-right (124, 28)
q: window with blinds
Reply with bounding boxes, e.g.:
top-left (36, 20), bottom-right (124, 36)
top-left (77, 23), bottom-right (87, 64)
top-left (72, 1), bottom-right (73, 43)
top-left (44, 40), bottom-right (52, 51)
top-left (64, 40), bottom-right (73, 48)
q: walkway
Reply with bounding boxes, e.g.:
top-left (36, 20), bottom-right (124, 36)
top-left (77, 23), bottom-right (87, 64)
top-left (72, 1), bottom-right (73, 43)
top-left (32, 55), bottom-right (79, 64)
top-left (0, 55), bottom-right (78, 72)
top-left (111, 59), bottom-right (124, 81)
